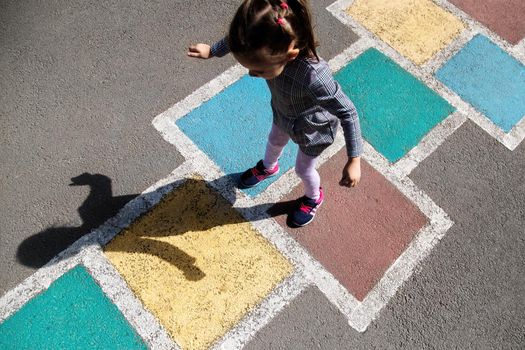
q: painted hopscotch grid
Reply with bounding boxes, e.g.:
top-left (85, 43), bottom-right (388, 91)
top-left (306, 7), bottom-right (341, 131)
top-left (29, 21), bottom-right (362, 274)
top-left (3, 6), bottom-right (456, 350)
top-left (431, 0), bottom-right (525, 151)
top-left (0, 167), bottom-right (193, 349)
top-left (0, 265), bottom-right (148, 349)
top-left (0, 157), bottom-right (324, 349)
top-left (329, 0), bottom-right (525, 154)
top-left (9, 0), bottom-right (525, 347)
top-left (152, 35), bottom-right (453, 338)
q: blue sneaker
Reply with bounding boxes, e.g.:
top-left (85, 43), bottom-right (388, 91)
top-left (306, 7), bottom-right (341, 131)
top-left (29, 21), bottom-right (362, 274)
top-left (239, 160), bottom-right (279, 188)
top-left (290, 188), bottom-right (324, 227)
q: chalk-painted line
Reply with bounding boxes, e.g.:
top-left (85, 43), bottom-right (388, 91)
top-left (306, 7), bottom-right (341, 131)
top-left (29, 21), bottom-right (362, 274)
top-left (211, 271), bottom-right (310, 350)
top-left (442, 85), bottom-right (525, 152)
top-left (0, 246), bottom-right (85, 323)
top-left (428, 0), bottom-right (525, 151)
top-left (328, 0), bottom-right (525, 154)
top-left (326, 40), bottom-right (471, 178)
top-left (517, 38), bottom-right (525, 58)
top-left (421, 28), bottom-right (477, 77)
top-left (82, 245), bottom-right (177, 350)
top-left (394, 111), bottom-right (468, 177)
top-left (2, 8), bottom-right (458, 346)
top-left (151, 43), bottom-right (457, 337)
top-left (155, 100), bottom-right (365, 325)
top-left (434, 0), bottom-right (525, 63)
top-left (0, 1), bottom-right (464, 345)
top-left (348, 176), bottom-right (453, 331)
top-left (0, 164), bottom-right (202, 348)
top-left (325, 113), bottom-right (455, 331)
top-left (154, 64), bottom-right (247, 126)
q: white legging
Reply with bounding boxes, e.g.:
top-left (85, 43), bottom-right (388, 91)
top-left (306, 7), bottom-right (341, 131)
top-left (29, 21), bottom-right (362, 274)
top-left (262, 123), bottom-right (321, 200)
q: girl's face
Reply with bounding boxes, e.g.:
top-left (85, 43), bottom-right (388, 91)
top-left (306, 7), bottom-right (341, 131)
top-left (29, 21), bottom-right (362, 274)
top-left (234, 45), bottom-right (299, 80)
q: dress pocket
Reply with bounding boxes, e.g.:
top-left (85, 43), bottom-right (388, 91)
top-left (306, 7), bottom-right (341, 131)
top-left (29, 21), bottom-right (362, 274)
top-left (292, 115), bottom-right (334, 149)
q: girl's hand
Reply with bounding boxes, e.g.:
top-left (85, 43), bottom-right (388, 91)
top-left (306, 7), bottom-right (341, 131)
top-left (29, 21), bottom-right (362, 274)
top-left (187, 43), bottom-right (212, 59)
top-left (339, 156), bottom-right (361, 188)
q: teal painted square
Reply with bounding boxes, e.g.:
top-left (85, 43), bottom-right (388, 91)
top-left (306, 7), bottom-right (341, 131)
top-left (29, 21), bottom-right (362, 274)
top-left (334, 48), bottom-right (455, 162)
top-left (436, 34), bottom-right (525, 133)
top-left (177, 75), bottom-right (297, 197)
top-left (0, 266), bottom-right (147, 350)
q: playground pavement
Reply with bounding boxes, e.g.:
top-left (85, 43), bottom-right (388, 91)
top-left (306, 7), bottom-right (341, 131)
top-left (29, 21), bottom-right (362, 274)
top-left (1, 0), bottom-right (524, 349)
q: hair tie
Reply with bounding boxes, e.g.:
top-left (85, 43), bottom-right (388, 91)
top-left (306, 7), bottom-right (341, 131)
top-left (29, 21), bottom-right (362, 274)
top-left (280, 2), bottom-right (289, 10)
top-left (276, 17), bottom-right (285, 26)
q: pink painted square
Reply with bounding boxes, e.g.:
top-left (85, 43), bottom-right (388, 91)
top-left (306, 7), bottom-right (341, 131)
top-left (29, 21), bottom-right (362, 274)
top-left (270, 150), bottom-right (428, 300)
top-left (449, 0), bottom-right (525, 44)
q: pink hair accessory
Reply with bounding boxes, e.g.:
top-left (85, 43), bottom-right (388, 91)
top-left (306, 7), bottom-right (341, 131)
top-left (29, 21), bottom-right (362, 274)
top-left (276, 17), bottom-right (285, 25)
top-left (280, 2), bottom-right (289, 10)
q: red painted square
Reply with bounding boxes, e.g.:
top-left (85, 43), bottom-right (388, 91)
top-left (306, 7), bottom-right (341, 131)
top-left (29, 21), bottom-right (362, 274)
top-left (270, 151), bottom-right (428, 300)
top-left (449, 0), bottom-right (525, 44)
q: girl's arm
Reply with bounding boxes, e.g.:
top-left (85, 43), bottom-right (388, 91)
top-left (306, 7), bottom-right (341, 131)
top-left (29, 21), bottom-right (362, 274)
top-left (187, 37), bottom-right (230, 59)
top-left (306, 64), bottom-right (364, 187)
top-left (210, 37), bottom-right (230, 57)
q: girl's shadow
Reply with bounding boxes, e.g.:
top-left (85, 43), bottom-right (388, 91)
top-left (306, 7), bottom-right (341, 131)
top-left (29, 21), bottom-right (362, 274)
top-left (104, 175), bottom-right (298, 281)
top-left (17, 173), bottom-right (298, 281)
top-left (17, 173), bottom-right (138, 268)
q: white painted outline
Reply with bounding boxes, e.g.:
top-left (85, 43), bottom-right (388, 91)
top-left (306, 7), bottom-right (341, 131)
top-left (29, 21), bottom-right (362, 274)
top-left (4, 0), bottom-right (524, 347)
top-left (0, 245), bottom-right (177, 349)
top-left (82, 245), bottom-right (178, 350)
top-left (328, 0), bottom-right (525, 152)
top-left (151, 35), bottom-right (455, 337)
top-left (0, 165), bottom-right (197, 349)
top-left (1, 19), bottom-right (456, 350)
top-left (517, 38), bottom-right (525, 56)
top-left (211, 271), bottom-right (310, 350)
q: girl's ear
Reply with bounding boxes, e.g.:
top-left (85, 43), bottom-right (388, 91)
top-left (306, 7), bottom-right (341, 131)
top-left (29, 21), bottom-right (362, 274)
top-left (287, 47), bottom-right (300, 61)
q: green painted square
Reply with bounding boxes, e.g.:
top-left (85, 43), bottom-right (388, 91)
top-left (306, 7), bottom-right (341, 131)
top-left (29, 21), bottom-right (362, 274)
top-left (0, 265), bottom-right (147, 350)
top-left (335, 48), bottom-right (455, 162)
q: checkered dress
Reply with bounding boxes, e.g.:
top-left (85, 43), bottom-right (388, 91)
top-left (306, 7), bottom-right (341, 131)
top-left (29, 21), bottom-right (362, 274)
top-left (211, 38), bottom-right (363, 158)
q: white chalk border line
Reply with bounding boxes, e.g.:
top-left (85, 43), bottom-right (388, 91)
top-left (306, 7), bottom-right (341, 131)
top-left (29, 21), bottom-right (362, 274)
top-left (151, 35), bottom-right (453, 344)
top-left (2, 0), bottom-right (523, 349)
top-left (329, 0), bottom-right (525, 154)
top-left (0, 51), bottom-right (452, 348)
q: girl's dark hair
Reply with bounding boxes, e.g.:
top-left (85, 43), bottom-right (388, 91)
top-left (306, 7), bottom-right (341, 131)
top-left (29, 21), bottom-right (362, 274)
top-left (228, 0), bottom-right (319, 61)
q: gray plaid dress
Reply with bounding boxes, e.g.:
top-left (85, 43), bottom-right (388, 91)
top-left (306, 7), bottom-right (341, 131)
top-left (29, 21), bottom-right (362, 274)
top-left (211, 38), bottom-right (363, 158)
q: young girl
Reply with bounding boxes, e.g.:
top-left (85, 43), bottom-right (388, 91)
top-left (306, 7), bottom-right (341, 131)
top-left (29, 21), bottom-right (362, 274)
top-left (187, 0), bottom-right (363, 227)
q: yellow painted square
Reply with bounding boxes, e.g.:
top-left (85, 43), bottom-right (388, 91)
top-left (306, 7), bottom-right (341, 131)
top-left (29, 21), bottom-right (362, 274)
top-left (104, 177), bottom-right (293, 350)
top-left (347, 0), bottom-right (465, 65)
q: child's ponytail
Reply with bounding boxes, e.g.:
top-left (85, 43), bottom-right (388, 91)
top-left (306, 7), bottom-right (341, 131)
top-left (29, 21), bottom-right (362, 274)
top-left (285, 0), bottom-right (319, 61)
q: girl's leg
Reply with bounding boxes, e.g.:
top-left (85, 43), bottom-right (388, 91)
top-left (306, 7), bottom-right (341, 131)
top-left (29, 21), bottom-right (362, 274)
top-left (295, 150), bottom-right (321, 200)
top-left (263, 123), bottom-right (290, 169)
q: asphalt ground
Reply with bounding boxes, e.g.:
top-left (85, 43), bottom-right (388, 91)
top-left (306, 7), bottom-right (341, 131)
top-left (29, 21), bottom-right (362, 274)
top-left (1, 0), bottom-right (524, 349)
top-left (0, 0), bottom-right (356, 295)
